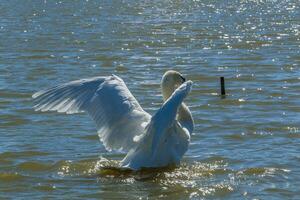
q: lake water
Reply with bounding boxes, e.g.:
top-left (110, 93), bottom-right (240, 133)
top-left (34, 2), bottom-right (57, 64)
top-left (0, 0), bottom-right (299, 199)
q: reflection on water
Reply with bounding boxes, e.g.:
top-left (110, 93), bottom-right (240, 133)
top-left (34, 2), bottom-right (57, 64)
top-left (1, 156), bottom-right (291, 199)
top-left (1, 0), bottom-right (300, 199)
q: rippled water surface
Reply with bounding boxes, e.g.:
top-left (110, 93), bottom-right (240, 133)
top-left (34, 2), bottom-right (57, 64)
top-left (1, 0), bottom-right (300, 199)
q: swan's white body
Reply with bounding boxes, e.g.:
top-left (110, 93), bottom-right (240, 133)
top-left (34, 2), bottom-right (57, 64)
top-left (33, 71), bottom-right (193, 170)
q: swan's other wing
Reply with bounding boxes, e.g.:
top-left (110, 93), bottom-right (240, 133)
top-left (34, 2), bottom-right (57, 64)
top-left (150, 81), bottom-right (193, 156)
top-left (121, 81), bottom-right (193, 169)
top-left (32, 75), bottom-right (151, 151)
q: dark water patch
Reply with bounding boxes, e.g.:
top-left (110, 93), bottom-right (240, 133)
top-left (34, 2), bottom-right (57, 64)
top-left (78, 134), bottom-right (99, 141)
top-left (98, 166), bottom-right (134, 178)
top-left (0, 90), bottom-right (31, 99)
top-left (115, 65), bottom-right (129, 72)
top-left (140, 82), bottom-right (160, 89)
top-left (14, 108), bottom-right (37, 115)
top-left (0, 172), bottom-right (25, 182)
top-left (223, 133), bottom-right (245, 141)
top-left (0, 100), bottom-right (11, 109)
top-left (17, 54), bottom-right (54, 60)
top-left (264, 188), bottom-right (295, 198)
top-left (0, 100), bottom-right (11, 105)
top-left (33, 184), bottom-right (57, 192)
top-left (17, 161), bottom-right (52, 172)
top-left (239, 167), bottom-right (268, 176)
top-left (26, 67), bottom-right (57, 81)
top-left (286, 133), bottom-right (300, 138)
top-left (0, 114), bottom-right (30, 127)
top-left (0, 158), bottom-right (13, 166)
top-left (200, 155), bottom-right (230, 163)
top-left (186, 74), bottom-right (218, 83)
top-left (223, 131), bottom-right (275, 141)
top-left (78, 193), bottom-right (104, 199)
top-left (212, 98), bottom-right (247, 106)
top-left (231, 41), bottom-right (272, 50)
top-left (0, 151), bottom-right (50, 160)
top-left (237, 167), bottom-right (290, 177)
top-left (245, 100), bottom-right (283, 106)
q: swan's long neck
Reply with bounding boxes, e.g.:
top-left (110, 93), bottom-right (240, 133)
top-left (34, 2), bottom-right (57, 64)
top-left (162, 85), bottom-right (194, 133)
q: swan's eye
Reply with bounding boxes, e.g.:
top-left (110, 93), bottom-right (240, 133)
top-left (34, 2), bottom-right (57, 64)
top-left (180, 76), bottom-right (186, 82)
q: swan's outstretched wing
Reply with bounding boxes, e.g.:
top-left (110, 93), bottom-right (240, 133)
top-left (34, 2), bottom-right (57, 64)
top-left (150, 80), bottom-right (193, 156)
top-left (32, 75), bottom-right (151, 151)
top-left (120, 81), bottom-right (193, 169)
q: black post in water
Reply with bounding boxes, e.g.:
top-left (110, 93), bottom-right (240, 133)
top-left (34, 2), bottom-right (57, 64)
top-left (220, 77), bottom-right (226, 96)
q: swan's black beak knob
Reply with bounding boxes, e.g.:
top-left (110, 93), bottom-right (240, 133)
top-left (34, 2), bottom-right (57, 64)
top-left (180, 76), bottom-right (186, 82)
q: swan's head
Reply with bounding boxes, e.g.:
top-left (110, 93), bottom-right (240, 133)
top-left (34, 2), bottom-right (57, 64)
top-left (161, 70), bottom-right (186, 101)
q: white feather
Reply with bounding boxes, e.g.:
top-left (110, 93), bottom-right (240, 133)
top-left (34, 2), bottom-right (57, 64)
top-left (33, 75), bottom-right (151, 151)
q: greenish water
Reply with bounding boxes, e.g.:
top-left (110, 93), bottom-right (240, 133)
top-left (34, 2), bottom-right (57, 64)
top-left (1, 0), bottom-right (300, 199)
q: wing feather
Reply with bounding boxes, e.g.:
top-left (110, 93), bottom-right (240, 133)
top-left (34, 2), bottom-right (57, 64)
top-left (33, 75), bottom-right (151, 151)
top-left (150, 81), bottom-right (193, 157)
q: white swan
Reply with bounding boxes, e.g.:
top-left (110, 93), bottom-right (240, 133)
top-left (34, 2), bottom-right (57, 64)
top-left (32, 70), bottom-right (194, 170)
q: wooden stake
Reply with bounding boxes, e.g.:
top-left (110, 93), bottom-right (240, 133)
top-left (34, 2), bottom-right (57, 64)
top-left (220, 77), bottom-right (226, 96)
